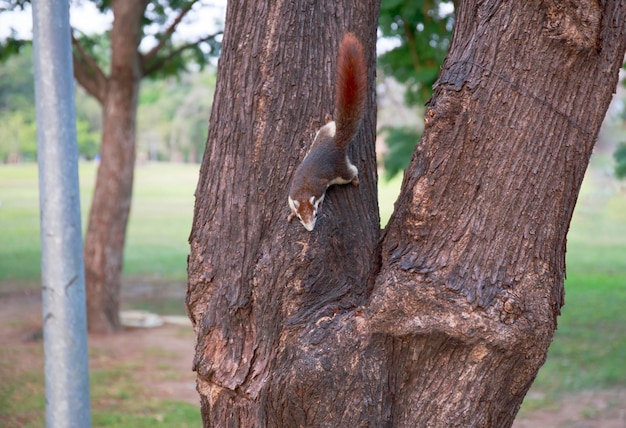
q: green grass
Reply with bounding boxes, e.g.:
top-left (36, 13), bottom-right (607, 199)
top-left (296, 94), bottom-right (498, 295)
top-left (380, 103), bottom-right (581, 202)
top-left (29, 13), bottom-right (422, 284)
top-left (0, 345), bottom-right (199, 428)
top-left (0, 164), bottom-right (41, 281)
top-left (123, 163), bottom-right (199, 280)
top-left (534, 274), bottom-right (626, 391)
top-left (378, 172), bottom-right (402, 227)
top-left (0, 162), bottom-right (198, 282)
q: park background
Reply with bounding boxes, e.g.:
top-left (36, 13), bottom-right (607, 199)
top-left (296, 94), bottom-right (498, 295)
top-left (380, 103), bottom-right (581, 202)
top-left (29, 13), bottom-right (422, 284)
top-left (1, 2), bottom-right (625, 427)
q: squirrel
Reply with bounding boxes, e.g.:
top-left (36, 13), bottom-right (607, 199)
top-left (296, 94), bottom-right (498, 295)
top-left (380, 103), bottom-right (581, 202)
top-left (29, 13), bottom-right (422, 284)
top-left (287, 33), bottom-right (367, 231)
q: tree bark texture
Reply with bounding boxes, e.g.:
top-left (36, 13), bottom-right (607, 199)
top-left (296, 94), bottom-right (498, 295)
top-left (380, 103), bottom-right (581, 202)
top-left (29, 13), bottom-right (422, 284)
top-left (83, 1), bottom-right (149, 333)
top-left (187, 0), bottom-right (626, 426)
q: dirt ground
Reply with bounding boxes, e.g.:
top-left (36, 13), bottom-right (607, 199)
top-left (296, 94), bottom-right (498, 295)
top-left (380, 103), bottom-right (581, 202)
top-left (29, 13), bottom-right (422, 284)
top-left (1, 287), bottom-right (625, 427)
top-left (0, 286), bottom-right (198, 405)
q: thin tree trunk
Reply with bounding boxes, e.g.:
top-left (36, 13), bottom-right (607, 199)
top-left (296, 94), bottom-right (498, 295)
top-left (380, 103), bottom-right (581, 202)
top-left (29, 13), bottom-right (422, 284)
top-left (187, 0), bottom-right (626, 426)
top-left (84, 2), bottom-right (146, 333)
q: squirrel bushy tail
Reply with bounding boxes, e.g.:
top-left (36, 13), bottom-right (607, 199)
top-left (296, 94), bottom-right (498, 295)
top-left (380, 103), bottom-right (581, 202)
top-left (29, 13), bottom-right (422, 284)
top-left (334, 33), bottom-right (367, 150)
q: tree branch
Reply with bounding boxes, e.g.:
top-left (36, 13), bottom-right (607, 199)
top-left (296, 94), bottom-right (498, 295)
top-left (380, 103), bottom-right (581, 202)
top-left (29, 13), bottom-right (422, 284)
top-left (141, 30), bottom-right (222, 78)
top-left (71, 32), bottom-right (107, 105)
top-left (141, 0), bottom-right (199, 66)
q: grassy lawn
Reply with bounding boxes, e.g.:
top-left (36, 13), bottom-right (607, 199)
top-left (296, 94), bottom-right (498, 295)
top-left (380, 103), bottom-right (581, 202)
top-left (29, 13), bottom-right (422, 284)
top-left (0, 162), bottom-right (199, 283)
top-left (1, 163), bottom-right (202, 427)
top-left (0, 325), bottom-right (200, 428)
top-left (0, 160), bottom-right (625, 424)
top-left (0, 162), bottom-right (399, 283)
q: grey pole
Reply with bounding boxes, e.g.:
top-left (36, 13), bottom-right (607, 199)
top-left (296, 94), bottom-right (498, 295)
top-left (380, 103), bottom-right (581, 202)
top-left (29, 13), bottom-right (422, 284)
top-left (32, 1), bottom-right (92, 427)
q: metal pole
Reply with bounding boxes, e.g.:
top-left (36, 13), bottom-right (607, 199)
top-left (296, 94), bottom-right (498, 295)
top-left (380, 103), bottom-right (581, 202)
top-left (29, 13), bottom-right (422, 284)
top-left (32, 1), bottom-right (92, 426)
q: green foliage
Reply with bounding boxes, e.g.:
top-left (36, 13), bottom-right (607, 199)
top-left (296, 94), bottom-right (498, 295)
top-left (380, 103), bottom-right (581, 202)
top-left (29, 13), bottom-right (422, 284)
top-left (380, 126), bottom-right (421, 179)
top-left (76, 118), bottom-right (100, 159)
top-left (2, 1), bottom-right (223, 84)
top-left (378, 0), bottom-right (453, 106)
top-left (0, 44), bottom-right (36, 161)
top-left (72, 30), bottom-right (112, 76)
top-left (0, 37), bottom-right (214, 162)
top-left (143, 35), bottom-right (222, 80)
top-left (613, 142), bottom-right (626, 179)
top-left (1, 1), bottom-right (220, 162)
top-left (0, 32), bottom-right (29, 63)
top-left (0, 111), bottom-right (37, 162)
top-left (0, 43), bottom-right (34, 114)
top-left (141, 1), bottom-right (223, 79)
top-left (378, 0), bottom-right (453, 178)
top-left (0, 41), bottom-right (103, 161)
top-left (137, 72), bottom-right (214, 162)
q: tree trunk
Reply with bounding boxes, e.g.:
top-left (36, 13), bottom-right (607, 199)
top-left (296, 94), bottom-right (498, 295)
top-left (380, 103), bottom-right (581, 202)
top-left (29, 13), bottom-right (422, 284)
top-left (187, 0), bottom-right (626, 426)
top-left (84, 1), bottom-right (146, 333)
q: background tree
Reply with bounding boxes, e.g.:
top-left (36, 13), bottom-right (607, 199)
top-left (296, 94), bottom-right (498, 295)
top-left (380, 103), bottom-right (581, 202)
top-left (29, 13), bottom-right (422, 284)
top-left (1, 0), bottom-right (222, 332)
top-left (75, 1), bottom-right (220, 333)
top-left (187, 0), bottom-right (626, 427)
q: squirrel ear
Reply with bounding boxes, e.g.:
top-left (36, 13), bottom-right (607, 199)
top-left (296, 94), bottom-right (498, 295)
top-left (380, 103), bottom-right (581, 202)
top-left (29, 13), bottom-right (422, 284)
top-left (309, 196), bottom-right (316, 205)
top-left (293, 199), bottom-right (300, 209)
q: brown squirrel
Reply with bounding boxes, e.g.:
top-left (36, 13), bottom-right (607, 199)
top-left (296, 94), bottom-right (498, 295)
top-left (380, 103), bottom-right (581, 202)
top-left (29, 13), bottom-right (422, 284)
top-left (288, 33), bottom-right (367, 231)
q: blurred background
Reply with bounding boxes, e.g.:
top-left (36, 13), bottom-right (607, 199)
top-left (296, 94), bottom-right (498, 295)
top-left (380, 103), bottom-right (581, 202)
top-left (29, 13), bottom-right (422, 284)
top-left (0, 1), bottom-right (625, 426)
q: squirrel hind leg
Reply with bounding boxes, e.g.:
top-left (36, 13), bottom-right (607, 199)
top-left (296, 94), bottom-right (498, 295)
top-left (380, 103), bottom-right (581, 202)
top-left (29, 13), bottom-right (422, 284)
top-left (346, 160), bottom-right (359, 186)
top-left (329, 163), bottom-right (359, 187)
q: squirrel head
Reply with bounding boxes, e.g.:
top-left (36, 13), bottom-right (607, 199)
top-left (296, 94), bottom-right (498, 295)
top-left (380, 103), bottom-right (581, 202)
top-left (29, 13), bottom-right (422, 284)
top-left (288, 194), bottom-right (324, 231)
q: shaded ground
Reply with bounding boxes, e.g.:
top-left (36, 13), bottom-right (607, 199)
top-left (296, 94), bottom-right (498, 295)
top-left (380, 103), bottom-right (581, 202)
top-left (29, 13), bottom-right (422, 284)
top-left (1, 283), bottom-right (625, 427)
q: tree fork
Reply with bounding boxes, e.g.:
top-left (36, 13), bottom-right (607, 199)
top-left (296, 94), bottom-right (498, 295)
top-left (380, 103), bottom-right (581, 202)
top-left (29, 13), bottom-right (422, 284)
top-left (187, 0), bottom-right (626, 426)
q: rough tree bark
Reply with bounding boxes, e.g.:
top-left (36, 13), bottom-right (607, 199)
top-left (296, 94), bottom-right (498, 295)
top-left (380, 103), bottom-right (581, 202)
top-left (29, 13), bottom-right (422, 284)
top-left (187, 0), bottom-right (626, 426)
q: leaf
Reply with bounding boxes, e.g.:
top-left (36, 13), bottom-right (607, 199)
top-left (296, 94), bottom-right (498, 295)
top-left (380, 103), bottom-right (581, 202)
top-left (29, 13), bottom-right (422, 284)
top-left (614, 143), bottom-right (626, 179)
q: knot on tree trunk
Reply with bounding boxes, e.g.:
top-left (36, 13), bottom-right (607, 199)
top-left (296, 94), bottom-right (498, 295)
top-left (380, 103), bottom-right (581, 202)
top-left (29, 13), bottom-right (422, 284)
top-left (543, 0), bottom-right (602, 51)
